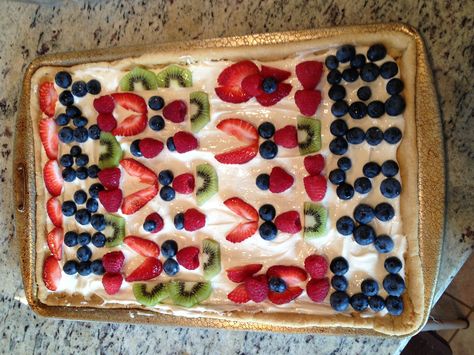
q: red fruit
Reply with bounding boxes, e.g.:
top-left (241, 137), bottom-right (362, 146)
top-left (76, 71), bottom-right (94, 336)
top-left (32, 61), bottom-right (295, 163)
top-left (173, 131), bottom-right (198, 153)
top-left (303, 175), bottom-right (327, 201)
top-left (120, 158), bottom-right (157, 186)
top-left (46, 197), bottom-right (62, 227)
top-left (273, 125), bottom-right (297, 148)
top-left (97, 112), bottom-right (117, 132)
top-left (269, 166), bottom-right (294, 193)
top-left (226, 221), bottom-right (258, 243)
top-left (266, 265), bottom-right (307, 286)
top-left (260, 65), bottom-right (291, 82)
top-left (98, 167), bottom-right (121, 189)
top-left (216, 118), bottom-right (258, 144)
top-left (214, 144), bottom-right (258, 164)
top-left (138, 138), bottom-right (164, 158)
top-left (306, 277), bottom-right (330, 302)
top-left (183, 208), bottom-right (206, 231)
top-left (226, 264), bottom-right (263, 283)
top-left (268, 286), bottom-right (303, 305)
top-left (43, 255), bottom-right (61, 291)
top-left (43, 160), bottom-right (63, 196)
top-left (241, 74), bottom-right (265, 97)
top-left (295, 89), bottom-right (322, 116)
top-left (98, 189), bottom-right (123, 212)
top-left (39, 119), bottom-right (58, 159)
top-left (102, 272), bottom-right (123, 295)
top-left (215, 86), bottom-right (252, 104)
top-left (223, 197), bottom-right (258, 221)
top-left (47, 227), bottom-right (63, 260)
top-left (176, 246), bottom-right (200, 270)
top-left (124, 236), bottom-right (160, 258)
top-left (304, 255), bottom-right (328, 279)
top-left (39, 82), bottom-right (57, 117)
top-left (172, 173), bottom-right (195, 194)
top-left (217, 60), bottom-right (259, 87)
top-left (295, 61), bottom-right (323, 90)
top-left (125, 257), bottom-right (162, 282)
top-left (256, 82), bottom-right (292, 107)
top-left (111, 93), bottom-right (147, 114)
top-left (93, 95), bottom-right (115, 113)
top-left (144, 212), bottom-right (164, 233)
top-left (227, 283), bottom-right (250, 304)
top-left (163, 100), bottom-right (187, 123)
top-left (121, 184), bottom-right (158, 215)
top-left (112, 113), bottom-right (147, 136)
top-left (304, 154), bottom-right (325, 175)
top-left (102, 251), bottom-right (125, 273)
top-left (274, 211), bottom-right (302, 234)
top-left (245, 276), bottom-right (269, 302)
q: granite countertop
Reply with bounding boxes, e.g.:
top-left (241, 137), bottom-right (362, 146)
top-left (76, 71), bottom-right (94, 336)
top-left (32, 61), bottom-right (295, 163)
top-left (1, 0), bottom-right (472, 353)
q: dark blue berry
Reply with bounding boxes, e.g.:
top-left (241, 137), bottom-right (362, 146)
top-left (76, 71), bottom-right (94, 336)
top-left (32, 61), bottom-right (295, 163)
top-left (87, 165), bottom-right (100, 179)
top-left (348, 102), bottom-right (367, 119)
top-left (353, 204), bottom-right (375, 224)
top-left (77, 261), bottom-right (92, 276)
top-left (384, 127), bottom-right (402, 144)
top-left (269, 277), bottom-right (287, 293)
top-left (337, 157), bottom-right (352, 171)
top-left (63, 260), bottom-right (78, 275)
top-left (329, 169), bottom-right (346, 185)
top-left (71, 81), bottom-right (87, 97)
top-left (259, 204), bottom-right (276, 221)
top-left (78, 232), bottom-right (91, 246)
top-left (329, 137), bottom-right (348, 155)
top-left (62, 167), bottom-right (76, 182)
top-left (88, 183), bottom-right (104, 198)
top-left (353, 224), bottom-right (376, 245)
top-left (74, 190), bottom-right (87, 204)
top-left (86, 198), bottom-right (99, 213)
top-left (330, 256), bottom-right (349, 275)
top-left (73, 127), bottom-right (89, 143)
top-left (259, 221), bottom-right (277, 241)
top-left (66, 105), bottom-right (81, 118)
top-left (158, 170), bottom-right (174, 186)
top-left (149, 115), bottom-right (165, 131)
top-left (380, 61), bottom-right (398, 79)
top-left (366, 127), bottom-right (384, 146)
top-left (258, 122), bottom-right (275, 139)
top-left (86, 79), bottom-right (101, 95)
top-left (327, 69), bottom-right (342, 85)
top-left (384, 257), bottom-right (403, 274)
top-left (386, 78), bottom-right (404, 95)
top-left (369, 295), bottom-right (386, 312)
top-left (164, 258), bottom-right (180, 276)
top-left (130, 139), bottom-right (142, 157)
top-left (383, 274), bottom-right (405, 297)
top-left (346, 127), bottom-right (365, 144)
top-left (380, 178), bottom-right (401, 198)
top-left (161, 240), bottom-right (178, 258)
top-left (173, 213), bottom-right (184, 230)
top-left (330, 119), bottom-right (348, 137)
top-left (91, 259), bottom-right (105, 275)
top-left (91, 232), bottom-right (106, 247)
top-left (62, 200), bottom-right (77, 216)
top-left (336, 45), bottom-right (356, 63)
top-left (375, 202), bottom-right (395, 222)
top-left (354, 177), bottom-right (372, 194)
top-left (342, 68), bottom-right (358, 82)
top-left (75, 209), bottom-right (91, 225)
top-left (166, 137), bottom-right (176, 151)
top-left (367, 101), bottom-right (385, 118)
top-left (374, 234), bottom-right (394, 253)
top-left (58, 126), bottom-right (74, 143)
top-left (259, 140), bottom-right (278, 159)
top-left (381, 160), bottom-right (399, 177)
top-left (357, 86), bottom-right (372, 101)
top-left (59, 90), bottom-right (74, 106)
top-left (351, 54), bottom-right (366, 69)
top-left (256, 173), bottom-right (270, 190)
top-left (367, 44), bottom-right (387, 61)
top-left (330, 291), bottom-right (350, 311)
top-left (350, 293), bottom-right (369, 311)
top-left (60, 154), bottom-right (74, 167)
top-left (64, 231), bottom-right (78, 247)
top-left (336, 216), bottom-right (355, 236)
top-left (55, 71), bottom-right (72, 89)
top-left (328, 85), bottom-right (346, 101)
top-left (143, 220), bottom-right (156, 232)
top-left (76, 167), bottom-right (88, 180)
top-left (77, 245), bottom-right (92, 262)
top-left (325, 55), bottom-right (338, 70)
top-left (331, 100), bottom-right (349, 117)
top-left (360, 63), bottom-right (379, 82)
top-left (386, 296), bottom-right (403, 315)
top-left (148, 96), bottom-right (165, 110)
top-left (363, 162), bottom-right (381, 178)
top-left (262, 77), bottom-right (278, 94)
top-left (336, 183), bottom-right (354, 200)
top-left (91, 213), bottom-right (106, 231)
top-left (75, 154), bottom-right (89, 167)
top-left (70, 146), bottom-right (82, 156)
top-left (160, 186), bottom-right (175, 201)
top-left (55, 113), bottom-right (70, 126)
top-left (385, 95), bottom-right (405, 116)
top-left (361, 279), bottom-right (379, 297)
top-left (331, 275), bottom-right (348, 291)
top-left (88, 124), bottom-right (101, 140)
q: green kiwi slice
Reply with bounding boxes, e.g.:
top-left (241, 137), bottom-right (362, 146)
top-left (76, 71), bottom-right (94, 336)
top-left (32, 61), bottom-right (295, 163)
top-left (119, 67), bottom-right (158, 91)
top-left (104, 214), bottom-right (126, 247)
top-left (190, 91), bottom-right (210, 133)
top-left (297, 116), bottom-right (321, 155)
top-left (195, 163), bottom-right (218, 206)
top-left (202, 239), bottom-right (221, 280)
top-left (132, 282), bottom-right (169, 307)
top-left (99, 132), bottom-right (123, 169)
top-left (303, 202), bottom-right (328, 239)
top-left (156, 64), bottom-right (192, 88)
top-left (168, 280), bottom-right (212, 308)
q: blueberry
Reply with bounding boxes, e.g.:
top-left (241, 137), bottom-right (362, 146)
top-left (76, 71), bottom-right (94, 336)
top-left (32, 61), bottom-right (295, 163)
top-left (143, 220), bottom-right (156, 232)
top-left (383, 274), bottom-right (406, 297)
top-left (350, 293), bottom-right (369, 311)
top-left (86, 198), bottom-right (99, 213)
top-left (60, 154), bottom-right (73, 167)
top-left (360, 63), bottom-right (379, 82)
top-left (354, 177), bottom-right (372, 194)
top-left (381, 160), bottom-right (399, 177)
top-left (262, 77), bottom-right (278, 94)
top-left (63, 260), bottom-right (78, 275)
top-left (329, 169), bottom-right (346, 185)
top-left (384, 256), bottom-right (403, 274)
top-left (158, 170), bottom-right (174, 186)
top-left (374, 234), bottom-right (394, 253)
top-left (348, 102), bottom-right (367, 119)
top-left (386, 78), bottom-right (404, 95)
top-left (328, 85), bottom-right (346, 101)
top-left (336, 216), bottom-right (355, 236)
top-left (148, 115), bottom-right (165, 132)
top-left (70, 145), bottom-right (82, 156)
top-left (75, 154), bottom-right (89, 167)
top-left (55, 71), bottom-right (72, 89)
top-left (166, 137), bottom-right (176, 151)
top-left (148, 96), bottom-right (165, 110)
top-left (336, 183), bottom-right (354, 200)
top-left (330, 291), bottom-right (350, 311)
top-left (86, 79), bottom-right (101, 95)
top-left (353, 224), bottom-right (376, 246)
top-left (62, 167), bottom-right (76, 182)
top-left (327, 69), bottom-right (342, 85)
top-left (77, 261), bottom-right (92, 276)
top-left (337, 157), bottom-right (352, 171)
top-left (62, 200), bottom-right (77, 216)
top-left (256, 173), bottom-right (270, 190)
top-left (59, 90), bottom-right (74, 106)
top-left (342, 68), bottom-right (359, 82)
top-left (77, 245), bottom-right (92, 262)
top-left (357, 86), bottom-right (372, 101)
top-left (384, 127), bottom-right (402, 144)
top-left (258, 122), bottom-right (275, 139)
top-left (366, 127), bottom-right (384, 146)
top-left (55, 113), bottom-right (70, 126)
top-left (91, 213), bottom-right (106, 231)
top-left (367, 101), bottom-right (385, 118)
top-left (386, 296), bottom-right (404, 315)
top-left (64, 231), bottom-right (79, 247)
top-left (66, 105), bottom-right (81, 118)
top-left (330, 119), bottom-right (348, 137)
top-left (380, 178), bottom-right (401, 198)
top-left (71, 81), bottom-right (87, 97)
top-left (385, 95), bottom-right (405, 116)
top-left (259, 140), bottom-right (278, 159)
top-left (259, 221), bottom-right (278, 241)
top-left (361, 279), bottom-right (379, 297)
top-left (331, 100), bottom-right (349, 117)
top-left (173, 213), bottom-right (184, 230)
top-left (74, 127), bottom-right (89, 143)
top-left (130, 139), bottom-right (142, 157)
top-left (91, 232), bottom-right (106, 247)
top-left (375, 202), bottom-right (395, 221)
top-left (76, 167), bottom-right (88, 180)
top-left (269, 277), bottom-right (287, 293)
top-left (346, 127), bottom-right (365, 144)
top-left (87, 165), bottom-right (100, 179)
top-left (380, 61), bottom-right (398, 79)
top-left (75, 209), bottom-right (91, 225)
top-left (325, 55), bottom-right (339, 69)
top-left (331, 275), bottom-right (348, 291)
top-left (74, 190), bottom-right (87, 204)
top-left (78, 232), bottom-right (91, 245)
top-left (89, 183), bottom-right (104, 198)
top-left (329, 137), bottom-right (348, 155)
top-left (336, 45), bottom-right (356, 63)
top-left (351, 54), bottom-right (366, 69)
top-left (369, 295), bottom-right (386, 312)
top-left (88, 124), bottom-right (101, 140)
top-left (58, 127), bottom-right (74, 143)
top-left (363, 162), bottom-right (381, 178)
top-left (161, 240), bottom-right (178, 258)
top-left (353, 204), bottom-right (375, 224)
top-left (330, 256), bottom-right (349, 275)
top-left (91, 259), bottom-right (105, 275)
top-left (160, 186), bottom-right (175, 201)
top-left (259, 204), bottom-right (276, 221)
top-left (367, 44), bottom-right (387, 61)
top-left (164, 258), bottom-right (180, 276)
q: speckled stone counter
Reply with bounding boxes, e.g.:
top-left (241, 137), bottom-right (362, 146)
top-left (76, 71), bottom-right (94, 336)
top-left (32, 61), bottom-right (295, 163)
top-left (1, 1), bottom-right (473, 353)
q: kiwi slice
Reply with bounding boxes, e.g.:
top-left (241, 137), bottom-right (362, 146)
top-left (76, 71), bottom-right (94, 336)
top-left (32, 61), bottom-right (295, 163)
top-left (99, 132), bottom-right (123, 169)
top-left (190, 91), bottom-right (210, 133)
top-left (168, 280), bottom-right (212, 308)
top-left (119, 67), bottom-right (158, 91)
top-left (202, 239), bottom-right (221, 280)
top-left (196, 163), bottom-right (218, 206)
top-left (133, 282), bottom-right (169, 307)
top-left (156, 64), bottom-right (192, 88)
top-left (297, 116), bottom-right (321, 155)
top-left (104, 214), bottom-right (126, 247)
top-left (303, 202), bottom-right (328, 239)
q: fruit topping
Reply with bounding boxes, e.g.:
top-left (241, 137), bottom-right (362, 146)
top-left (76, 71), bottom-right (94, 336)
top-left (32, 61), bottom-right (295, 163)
top-left (98, 167), bottom-right (121, 190)
top-left (259, 140), bottom-right (278, 159)
top-left (380, 178), bottom-right (401, 198)
top-left (39, 119), bottom-right (58, 160)
top-left (367, 43), bottom-right (386, 61)
top-left (161, 240), bottom-right (178, 258)
top-left (256, 173), bottom-right (270, 190)
top-left (269, 166), bottom-right (294, 193)
top-left (47, 227), bottom-right (63, 260)
top-left (124, 236), bottom-right (160, 258)
top-left (386, 296), bottom-right (404, 316)
top-left (336, 216), bottom-right (355, 236)
top-left (190, 91), bottom-right (210, 133)
top-left (226, 221), bottom-right (258, 243)
top-left (173, 131), bottom-right (198, 153)
top-left (303, 175), bottom-right (327, 201)
top-left (168, 281), bottom-right (211, 308)
top-left (214, 144), bottom-right (258, 165)
top-left (350, 293), bottom-right (369, 311)
top-left (330, 256), bottom-right (349, 276)
top-left (176, 246), bottom-right (200, 270)
top-left (304, 255), bottom-right (328, 279)
top-left (297, 116), bottom-right (321, 155)
top-left (195, 163), bottom-right (217, 205)
top-left (361, 279), bottom-right (379, 297)
top-left (226, 264), bottom-right (263, 283)
top-left (227, 283), bottom-right (250, 304)
top-left (173, 173), bottom-right (195, 195)
top-left (39, 82), bottom-right (58, 117)
top-left (295, 90), bottom-right (322, 116)
top-left (94, 95), bottom-right (115, 113)
top-left (374, 235), bottom-right (395, 254)
top-left (215, 60), bottom-right (259, 103)
top-left (303, 202), bottom-right (328, 239)
top-left (119, 67), bottom-right (158, 91)
top-left (273, 125), bottom-right (298, 148)
top-left (268, 286), bottom-right (303, 305)
top-left (121, 183), bottom-right (158, 215)
top-left (138, 138), bottom-right (164, 158)
top-left (224, 197), bottom-right (258, 221)
top-left (295, 61), bottom-right (323, 90)
top-left (98, 189), bottom-right (123, 213)
top-left (156, 64), bottom-right (192, 88)
top-left (44, 160), bottom-right (63, 196)
top-left (120, 158), bottom-right (157, 186)
top-left (330, 291), bottom-right (350, 311)
top-left (160, 186), bottom-right (176, 201)
top-left (274, 211), bottom-right (302, 234)
top-left (202, 238), bottom-right (221, 280)
top-left (245, 276), bottom-right (269, 303)
top-left (256, 82), bottom-right (292, 107)
top-left (331, 275), bottom-right (348, 291)
top-left (306, 278), bottom-right (330, 302)
top-left (55, 71), bottom-right (72, 89)
top-left (144, 212), bottom-right (164, 233)
top-left (304, 154), bottom-right (325, 175)
top-left (99, 132), bottom-right (123, 169)
top-left (183, 208), bottom-right (206, 231)
top-left (102, 251), bottom-right (125, 273)
top-left (268, 277), bottom-right (287, 293)
top-left (258, 204), bottom-right (276, 221)
top-left (102, 272), bottom-right (123, 295)
top-left (46, 197), bottom-right (62, 227)
top-left (216, 118), bottom-right (258, 144)
top-left (258, 122), bottom-right (275, 139)
top-left (125, 257), bottom-right (162, 282)
top-left (267, 265), bottom-right (307, 286)
top-left (383, 274), bottom-right (405, 297)
top-left (163, 100), bottom-right (187, 123)
top-left (103, 214), bottom-right (126, 247)
top-left (97, 113), bottom-right (117, 132)
top-left (149, 115), bottom-right (165, 131)
top-left (259, 221), bottom-right (277, 240)
top-left (43, 255), bottom-right (61, 291)
top-left (384, 256), bottom-right (403, 274)
top-left (164, 258), bottom-right (180, 276)
top-left (133, 282), bottom-right (169, 306)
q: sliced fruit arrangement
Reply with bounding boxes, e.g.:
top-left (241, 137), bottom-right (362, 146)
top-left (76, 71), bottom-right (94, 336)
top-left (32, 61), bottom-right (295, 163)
top-left (43, 159), bottom-right (63, 196)
top-left (119, 67), bottom-right (158, 91)
top-left (295, 61), bottom-right (323, 116)
top-left (303, 202), bottom-right (328, 239)
top-left (43, 255), bottom-right (61, 291)
top-left (125, 257), bottom-right (163, 282)
top-left (99, 132), bottom-right (123, 169)
top-left (304, 254), bottom-right (330, 302)
top-left (297, 116), bottom-right (321, 156)
top-left (103, 214), bottom-right (126, 247)
top-left (202, 238), bottom-right (221, 280)
top-left (190, 91), bottom-right (210, 133)
top-left (257, 204), bottom-right (277, 241)
top-left (47, 227), bottom-right (63, 260)
top-left (266, 265), bottom-right (307, 305)
top-left (156, 64), bottom-right (192, 88)
top-left (223, 197), bottom-right (258, 243)
top-left (303, 153), bottom-right (327, 202)
top-left (39, 81), bottom-right (58, 117)
top-left (214, 118), bottom-right (258, 164)
top-left (46, 197), bottom-right (62, 227)
top-left (124, 236), bottom-right (160, 258)
top-left (168, 280), bottom-right (212, 308)
top-left (39, 118), bottom-right (58, 160)
top-left (101, 251), bottom-right (125, 295)
top-left (133, 282), bottom-right (169, 307)
top-left (120, 158), bottom-right (157, 186)
top-left (195, 163), bottom-right (218, 206)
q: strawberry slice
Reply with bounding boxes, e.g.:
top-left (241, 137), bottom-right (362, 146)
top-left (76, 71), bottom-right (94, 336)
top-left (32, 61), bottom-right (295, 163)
top-left (295, 61), bottom-right (323, 90)
top-left (46, 197), bottom-right (62, 227)
top-left (223, 197), bottom-right (258, 221)
top-left (303, 175), bottom-right (327, 201)
top-left (266, 265), bottom-right (307, 286)
top-left (43, 255), bottom-right (61, 291)
top-left (102, 251), bottom-right (125, 273)
top-left (241, 74), bottom-right (265, 96)
top-left (125, 257), bottom-right (162, 282)
top-left (120, 158), bottom-right (157, 186)
top-left (260, 65), bottom-right (291, 82)
top-left (226, 221), bottom-right (258, 243)
top-left (39, 82), bottom-right (57, 117)
top-left (273, 125), bottom-right (298, 149)
top-left (124, 236), bottom-right (160, 258)
top-left (214, 144), bottom-right (258, 164)
top-left (138, 138), bottom-right (164, 158)
top-left (102, 272), bottom-right (123, 295)
top-left (268, 286), bottom-right (303, 305)
top-left (97, 112), bottom-right (117, 132)
top-left (215, 86), bottom-right (252, 104)
top-left (226, 264), bottom-right (263, 283)
top-left (112, 113), bottom-right (147, 136)
top-left (121, 183), bottom-right (158, 215)
top-left (111, 93), bottom-right (147, 114)
top-left (172, 173), bottom-right (195, 194)
top-left (47, 227), bottom-right (63, 260)
top-left (304, 154), bottom-right (325, 175)
top-left (245, 276), bottom-right (269, 302)
top-left (274, 211), bottom-right (302, 234)
top-left (295, 89), bottom-right (322, 116)
top-left (163, 100), bottom-right (187, 123)
top-left (216, 118), bottom-right (258, 144)
top-left (98, 189), bottom-right (123, 213)
top-left (93, 95), bottom-right (115, 113)
top-left (306, 277), bottom-right (330, 302)
top-left (176, 246), bottom-right (200, 270)
top-left (43, 160), bottom-right (63, 196)
top-left (217, 60), bottom-right (259, 87)
top-left (39, 119), bottom-right (58, 159)
top-left (256, 82), bottom-right (292, 107)
top-left (269, 166), bottom-right (294, 193)
top-left (98, 167), bottom-right (121, 189)
top-left (227, 283), bottom-right (250, 304)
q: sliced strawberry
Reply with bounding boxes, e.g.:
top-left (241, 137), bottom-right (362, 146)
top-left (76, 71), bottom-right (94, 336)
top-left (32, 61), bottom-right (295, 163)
top-left (124, 236), bottom-right (160, 258)
top-left (256, 82), bottom-right (292, 107)
top-left (111, 93), bottom-right (147, 114)
top-left (216, 118), bottom-right (258, 144)
top-left (125, 257), bottom-right (162, 282)
top-left (120, 158), bottom-right (157, 186)
top-left (274, 211), bottom-right (302, 234)
top-left (223, 197), bottom-right (258, 221)
top-left (268, 286), bottom-right (303, 305)
top-left (102, 251), bottom-right (125, 273)
top-left (226, 221), bottom-right (258, 243)
top-left (266, 265), bottom-right (307, 286)
top-left (98, 167), bottom-right (121, 189)
top-left (176, 246), bottom-right (200, 270)
top-left (98, 189), bottom-right (123, 212)
top-left (227, 283), bottom-right (250, 304)
top-left (93, 95), bottom-right (115, 113)
top-left (295, 61), bottom-right (323, 90)
top-left (47, 227), bottom-right (63, 260)
top-left (260, 65), bottom-right (291, 82)
top-left (245, 276), bottom-right (269, 302)
top-left (226, 264), bottom-right (263, 283)
top-left (269, 166), bottom-right (294, 193)
top-left (102, 272), bottom-right (123, 295)
top-left (43, 160), bottom-right (63, 196)
top-left (138, 138), bottom-right (164, 158)
top-left (214, 144), bottom-right (258, 164)
top-left (217, 60), bottom-right (259, 87)
top-left (295, 89), bottom-right (322, 116)
top-left (43, 255), bottom-right (61, 291)
top-left (273, 125), bottom-right (297, 148)
top-left (303, 175), bottom-right (327, 201)
top-left (112, 113), bottom-right (147, 136)
top-left (215, 86), bottom-right (252, 104)
top-left (306, 277), bottom-right (330, 302)
top-left (163, 100), bottom-right (187, 123)
top-left (39, 118), bottom-right (58, 159)
top-left (304, 154), bottom-right (325, 175)
top-left (39, 82), bottom-right (57, 117)
top-left (241, 74), bottom-right (265, 97)
top-left (173, 131), bottom-right (198, 153)
top-left (145, 212), bottom-right (164, 233)
top-left (121, 183), bottom-right (158, 215)
top-left (183, 208), bottom-right (206, 231)
top-left (97, 112), bottom-right (117, 132)
top-left (304, 254), bottom-right (328, 279)
top-left (172, 173), bottom-right (195, 194)
top-left (46, 197), bottom-right (62, 227)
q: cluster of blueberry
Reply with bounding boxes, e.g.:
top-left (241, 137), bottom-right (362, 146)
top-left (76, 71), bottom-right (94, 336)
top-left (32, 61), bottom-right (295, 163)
top-left (60, 145), bottom-right (100, 182)
top-left (257, 122), bottom-right (279, 160)
top-left (161, 239), bottom-right (180, 276)
top-left (155, 170), bottom-right (176, 202)
top-left (257, 204), bottom-right (278, 240)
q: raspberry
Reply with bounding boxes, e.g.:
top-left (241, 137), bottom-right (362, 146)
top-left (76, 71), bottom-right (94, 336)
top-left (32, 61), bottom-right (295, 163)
top-left (304, 154), bottom-right (325, 175)
top-left (93, 95), bottom-right (115, 113)
top-left (245, 276), bottom-right (268, 303)
top-left (226, 264), bottom-right (263, 283)
top-left (102, 272), bottom-right (123, 295)
top-left (97, 167), bottom-right (121, 190)
top-left (183, 208), bottom-right (206, 231)
top-left (176, 246), bottom-right (200, 270)
top-left (269, 167), bottom-right (294, 193)
top-left (97, 112), bottom-right (117, 132)
top-left (98, 189), bottom-right (123, 213)
top-left (172, 173), bottom-right (195, 194)
top-left (138, 138), bottom-right (164, 158)
top-left (173, 131), bottom-right (198, 153)
top-left (274, 125), bottom-right (298, 148)
top-left (163, 100), bottom-right (187, 123)
top-left (102, 251), bottom-right (125, 273)
top-left (295, 89), bottom-right (322, 116)
top-left (303, 175), bottom-right (327, 201)
top-left (145, 212), bottom-right (164, 233)
top-left (304, 255), bottom-right (328, 279)
top-left (274, 211), bottom-right (302, 234)
top-left (306, 277), bottom-right (330, 302)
